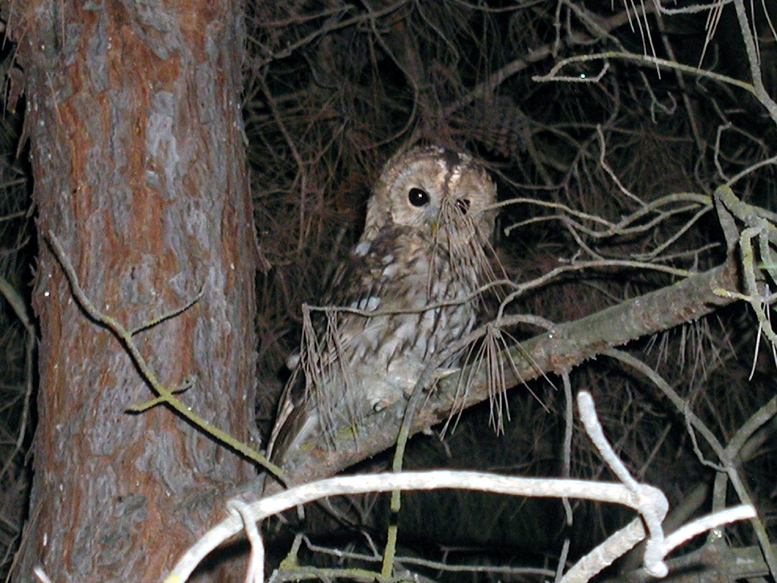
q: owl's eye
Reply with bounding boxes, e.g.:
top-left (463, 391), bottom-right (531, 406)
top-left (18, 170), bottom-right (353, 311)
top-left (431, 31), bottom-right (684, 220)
top-left (408, 187), bottom-right (430, 207)
top-left (456, 198), bottom-right (471, 215)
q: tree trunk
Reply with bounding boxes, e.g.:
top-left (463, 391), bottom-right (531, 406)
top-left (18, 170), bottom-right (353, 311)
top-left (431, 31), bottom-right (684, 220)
top-left (10, 2), bottom-right (257, 582)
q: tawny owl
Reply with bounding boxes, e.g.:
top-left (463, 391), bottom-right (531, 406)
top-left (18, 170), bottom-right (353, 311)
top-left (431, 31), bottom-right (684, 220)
top-left (267, 145), bottom-right (497, 471)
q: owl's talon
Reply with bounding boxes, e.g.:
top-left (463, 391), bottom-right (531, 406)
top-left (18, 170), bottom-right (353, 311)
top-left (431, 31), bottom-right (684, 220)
top-left (371, 393), bottom-right (404, 412)
top-left (372, 396), bottom-right (399, 412)
top-left (434, 367), bottom-right (459, 380)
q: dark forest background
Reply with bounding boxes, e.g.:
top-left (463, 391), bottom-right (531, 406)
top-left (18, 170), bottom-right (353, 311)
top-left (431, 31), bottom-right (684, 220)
top-left (1, 1), bottom-right (776, 581)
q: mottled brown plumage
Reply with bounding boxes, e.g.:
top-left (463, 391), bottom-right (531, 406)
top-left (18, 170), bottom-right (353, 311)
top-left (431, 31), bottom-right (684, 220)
top-left (267, 145), bottom-right (497, 471)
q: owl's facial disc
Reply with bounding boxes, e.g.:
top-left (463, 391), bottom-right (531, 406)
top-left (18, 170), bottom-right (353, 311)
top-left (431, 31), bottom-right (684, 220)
top-left (361, 146), bottom-right (496, 246)
top-left (396, 164), bottom-right (488, 246)
top-left (406, 186), bottom-right (470, 220)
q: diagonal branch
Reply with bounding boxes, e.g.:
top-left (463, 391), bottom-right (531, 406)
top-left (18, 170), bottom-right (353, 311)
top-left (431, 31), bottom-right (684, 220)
top-left (267, 253), bottom-right (741, 488)
top-left (45, 231), bottom-right (284, 479)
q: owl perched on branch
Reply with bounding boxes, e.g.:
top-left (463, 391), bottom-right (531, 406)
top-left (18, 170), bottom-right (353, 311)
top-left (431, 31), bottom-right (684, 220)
top-left (267, 145), bottom-right (498, 474)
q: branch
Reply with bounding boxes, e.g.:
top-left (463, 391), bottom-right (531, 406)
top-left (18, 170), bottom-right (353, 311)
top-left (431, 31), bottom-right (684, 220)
top-left (45, 231), bottom-right (284, 479)
top-left (175, 470), bottom-right (660, 583)
top-left (444, 2), bottom-right (657, 114)
top-left (267, 250), bottom-right (740, 489)
top-left (165, 392), bottom-right (754, 583)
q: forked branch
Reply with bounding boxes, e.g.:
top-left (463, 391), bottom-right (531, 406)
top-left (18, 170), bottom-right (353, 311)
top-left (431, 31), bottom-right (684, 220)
top-left (163, 391), bottom-right (755, 583)
top-left (45, 231), bottom-right (283, 479)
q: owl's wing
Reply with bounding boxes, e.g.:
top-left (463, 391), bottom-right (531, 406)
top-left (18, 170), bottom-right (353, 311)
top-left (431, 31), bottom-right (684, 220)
top-left (266, 229), bottom-right (422, 468)
top-left (265, 364), bottom-right (320, 463)
top-left (323, 235), bottom-right (398, 308)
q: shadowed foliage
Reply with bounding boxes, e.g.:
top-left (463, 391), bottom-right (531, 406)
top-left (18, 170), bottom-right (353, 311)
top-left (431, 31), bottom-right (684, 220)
top-left (0, 0), bottom-right (776, 582)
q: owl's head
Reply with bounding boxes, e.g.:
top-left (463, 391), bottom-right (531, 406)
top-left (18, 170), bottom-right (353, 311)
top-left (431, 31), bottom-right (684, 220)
top-left (362, 146), bottom-right (497, 249)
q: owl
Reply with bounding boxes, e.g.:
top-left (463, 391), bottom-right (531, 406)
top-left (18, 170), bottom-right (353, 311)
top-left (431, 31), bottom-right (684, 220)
top-left (266, 145), bottom-right (498, 473)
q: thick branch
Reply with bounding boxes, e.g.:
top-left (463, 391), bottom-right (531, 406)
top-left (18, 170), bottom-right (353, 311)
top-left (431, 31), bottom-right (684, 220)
top-left (265, 256), bottom-right (740, 489)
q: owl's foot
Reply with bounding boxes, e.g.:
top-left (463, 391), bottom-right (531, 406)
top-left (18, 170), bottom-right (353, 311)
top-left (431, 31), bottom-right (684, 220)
top-left (369, 387), bottom-right (410, 412)
top-left (371, 395), bottom-right (404, 412)
top-left (372, 399), bottom-right (390, 412)
top-left (398, 367), bottom-right (459, 398)
top-left (433, 367), bottom-right (458, 381)
top-left (371, 368), bottom-right (463, 412)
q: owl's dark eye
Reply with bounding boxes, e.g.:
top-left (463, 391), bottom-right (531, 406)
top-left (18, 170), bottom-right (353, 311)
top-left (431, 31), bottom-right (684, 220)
top-left (408, 187), bottom-right (429, 207)
top-left (456, 198), bottom-right (471, 215)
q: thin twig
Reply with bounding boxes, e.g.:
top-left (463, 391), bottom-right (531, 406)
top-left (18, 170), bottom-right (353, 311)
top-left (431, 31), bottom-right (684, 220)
top-left (45, 230), bottom-right (283, 479)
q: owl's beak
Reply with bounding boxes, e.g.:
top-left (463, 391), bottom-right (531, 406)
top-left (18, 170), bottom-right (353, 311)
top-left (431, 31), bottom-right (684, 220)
top-left (428, 203), bottom-right (442, 237)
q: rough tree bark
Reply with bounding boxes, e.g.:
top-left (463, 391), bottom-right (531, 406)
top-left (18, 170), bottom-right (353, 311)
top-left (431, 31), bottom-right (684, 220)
top-left (9, 1), bottom-right (257, 582)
